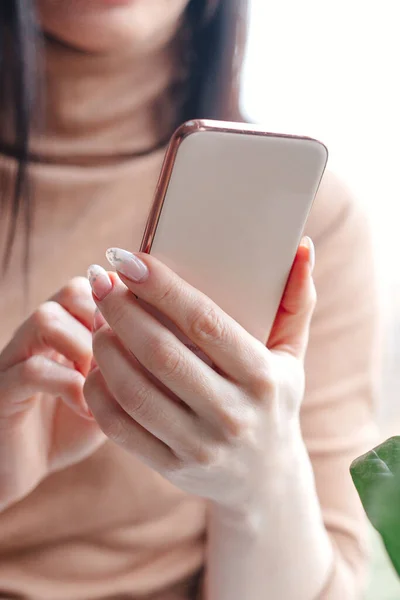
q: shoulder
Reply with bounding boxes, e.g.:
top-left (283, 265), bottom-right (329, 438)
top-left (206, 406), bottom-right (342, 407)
top-left (305, 170), bottom-right (376, 317)
top-left (305, 170), bottom-right (372, 264)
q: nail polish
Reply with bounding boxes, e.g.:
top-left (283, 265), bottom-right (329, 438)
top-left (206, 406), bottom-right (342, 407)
top-left (106, 248), bottom-right (149, 283)
top-left (302, 236), bottom-right (315, 273)
top-left (87, 265), bottom-right (112, 300)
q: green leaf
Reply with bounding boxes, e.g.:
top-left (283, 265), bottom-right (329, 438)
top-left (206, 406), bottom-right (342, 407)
top-left (351, 437), bottom-right (400, 577)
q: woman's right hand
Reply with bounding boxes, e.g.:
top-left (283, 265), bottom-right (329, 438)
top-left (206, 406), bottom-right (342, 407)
top-left (0, 277), bottom-right (105, 510)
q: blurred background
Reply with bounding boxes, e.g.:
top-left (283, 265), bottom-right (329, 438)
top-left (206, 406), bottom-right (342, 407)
top-left (240, 1), bottom-right (400, 596)
top-left (242, 0), bottom-right (400, 426)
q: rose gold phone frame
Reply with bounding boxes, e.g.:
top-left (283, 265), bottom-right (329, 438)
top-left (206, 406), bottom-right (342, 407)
top-left (139, 119), bottom-right (328, 254)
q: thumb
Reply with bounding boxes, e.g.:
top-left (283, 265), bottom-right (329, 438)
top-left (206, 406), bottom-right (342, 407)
top-left (268, 237), bottom-right (316, 361)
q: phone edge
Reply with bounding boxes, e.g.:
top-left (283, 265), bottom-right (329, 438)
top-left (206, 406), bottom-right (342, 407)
top-left (139, 119), bottom-right (328, 255)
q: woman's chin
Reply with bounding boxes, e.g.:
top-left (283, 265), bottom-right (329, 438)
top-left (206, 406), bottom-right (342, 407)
top-left (38, 0), bottom-right (189, 54)
top-left (37, 0), bottom-right (159, 54)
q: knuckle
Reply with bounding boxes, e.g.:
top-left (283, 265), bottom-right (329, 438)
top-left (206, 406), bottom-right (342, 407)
top-left (308, 285), bottom-right (317, 311)
top-left (64, 369), bottom-right (84, 396)
top-left (178, 430), bottom-right (221, 467)
top-left (249, 363), bottom-right (277, 400)
top-left (169, 443), bottom-right (218, 480)
top-left (19, 355), bottom-right (46, 382)
top-left (222, 408), bottom-right (257, 441)
top-left (166, 457), bottom-right (185, 479)
top-left (220, 410), bottom-right (254, 441)
top-left (99, 411), bottom-right (130, 446)
top-left (155, 279), bottom-right (179, 305)
top-left (190, 304), bottom-right (224, 344)
top-left (62, 277), bottom-right (91, 303)
top-left (192, 443), bottom-right (219, 466)
top-left (33, 302), bottom-right (63, 333)
top-left (146, 337), bottom-right (183, 380)
top-left (119, 381), bottom-right (152, 420)
top-left (299, 283), bottom-right (317, 318)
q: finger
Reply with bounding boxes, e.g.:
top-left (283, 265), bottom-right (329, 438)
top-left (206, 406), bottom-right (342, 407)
top-left (98, 249), bottom-right (268, 387)
top-left (89, 270), bottom-right (242, 429)
top-left (0, 355), bottom-right (91, 419)
top-left (84, 368), bottom-right (178, 472)
top-left (51, 277), bottom-right (96, 331)
top-left (48, 401), bottom-right (105, 472)
top-left (92, 326), bottom-right (218, 462)
top-left (0, 301), bottom-right (93, 374)
top-left (268, 237), bottom-right (316, 360)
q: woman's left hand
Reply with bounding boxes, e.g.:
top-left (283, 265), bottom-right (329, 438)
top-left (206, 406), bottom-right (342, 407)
top-left (84, 240), bottom-right (315, 511)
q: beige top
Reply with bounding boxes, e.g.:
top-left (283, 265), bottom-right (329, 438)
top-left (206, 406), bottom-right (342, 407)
top-left (0, 21), bottom-right (378, 600)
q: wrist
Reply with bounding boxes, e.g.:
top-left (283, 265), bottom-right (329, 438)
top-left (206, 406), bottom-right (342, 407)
top-left (210, 425), bottom-right (313, 529)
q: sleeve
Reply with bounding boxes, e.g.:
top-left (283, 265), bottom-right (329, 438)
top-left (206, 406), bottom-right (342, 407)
top-left (302, 171), bottom-right (381, 599)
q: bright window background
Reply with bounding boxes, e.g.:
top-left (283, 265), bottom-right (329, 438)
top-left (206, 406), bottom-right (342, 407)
top-left (241, 0), bottom-right (400, 425)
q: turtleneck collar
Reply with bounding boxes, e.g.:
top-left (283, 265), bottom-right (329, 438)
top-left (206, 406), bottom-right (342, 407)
top-left (29, 14), bottom-right (187, 165)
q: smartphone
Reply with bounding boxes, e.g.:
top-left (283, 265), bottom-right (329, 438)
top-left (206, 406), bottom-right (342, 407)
top-left (140, 119), bottom-right (327, 353)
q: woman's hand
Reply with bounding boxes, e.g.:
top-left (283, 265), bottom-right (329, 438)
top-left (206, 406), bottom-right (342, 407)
top-left (85, 239), bottom-right (315, 511)
top-left (0, 278), bottom-right (104, 510)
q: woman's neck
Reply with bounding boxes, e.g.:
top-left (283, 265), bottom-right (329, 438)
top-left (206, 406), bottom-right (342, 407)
top-left (29, 25), bottom-right (185, 164)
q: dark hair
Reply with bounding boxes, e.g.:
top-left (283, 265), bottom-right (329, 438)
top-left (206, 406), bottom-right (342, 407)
top-left (0, 1), bottom-right (39, 274)
top-left (0, 0), bottom-right (248, 274)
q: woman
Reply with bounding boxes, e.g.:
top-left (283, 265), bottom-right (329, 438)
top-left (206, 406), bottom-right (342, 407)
top-left (0, 1), bottom-right (378, 599)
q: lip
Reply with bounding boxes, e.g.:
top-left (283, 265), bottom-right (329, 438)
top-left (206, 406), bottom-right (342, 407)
top-left (75, 0), bottom-right (136, 5)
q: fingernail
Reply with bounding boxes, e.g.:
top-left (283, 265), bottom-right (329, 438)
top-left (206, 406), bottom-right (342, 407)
top-left (87, 265), bottom-right (113, 300)
top-left (93, 308), bottom-right (106, 333)
top-left (302, 236), bottom-right (315, 273)
top-left (106, 248), bottom-right (149, 283)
